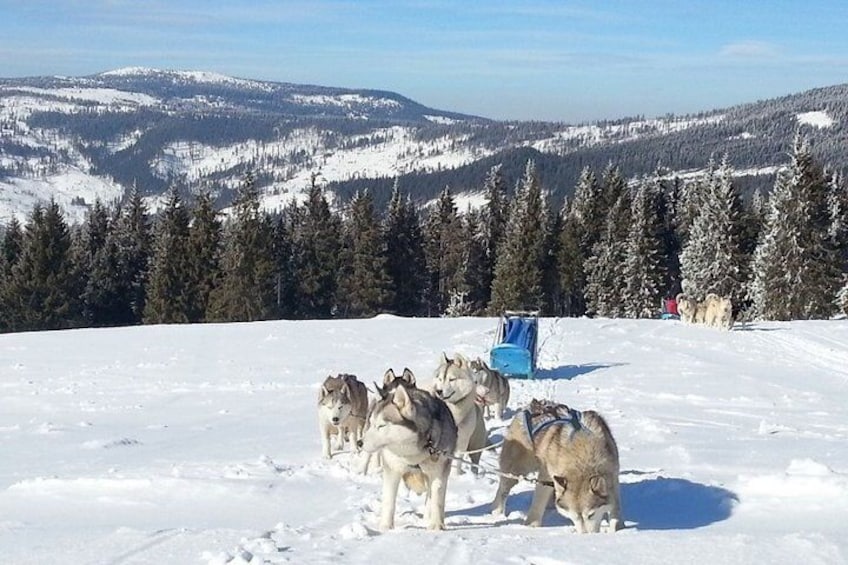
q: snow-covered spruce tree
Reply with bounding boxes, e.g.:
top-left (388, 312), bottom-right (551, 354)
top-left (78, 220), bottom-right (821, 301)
top-left (106, 185), bottom-right (152, 326)
top-left (679, 156), bottom-right (748, 306)
top-left (144, 186), bottom-right (192, 324)
top-left (3, 200), bottom-right (78, 331)
top-left (337, 190), bottom-right (393, 318)
top-left (540, 205), bottom-right (563, 316)
top-left (292, 174), bottom-right (341, 319)
top-left (383, 181), bottom-right (427, 317)
top-left (828, 170), bottom-right (848, 273)
top-left (269, 212), bottom-right (297, 320)
top-left (422, 186), bottom-right (466, 316)
top-left (585, 190), bottom-right (632, 317)
top-left (489, 159), bottom-right (547, 313)
top-left (71, 200), bottom-right (110, 324)
top-left (557, 198), bottom-right (584, 317)
top-left (113, 186), bottom-right (152, 324)
top-left (479, 163), bottom-right (509, 310)
top-left (750, 135), bottom-right (842, 320)
top-left (0, 217), bottom-right (23, 332)
top-left (622, 179), bottom-right (667, 318)
top-left (462, 208), bottom-right (491, 315)
top-left (188, 189), bottom-right (222, 323)
top-left (838, 278), bottom-right (848, 316)
top-left (561, 165), bottom-right (605, 316)
top-left (208, 172), bottom-right (276, 322)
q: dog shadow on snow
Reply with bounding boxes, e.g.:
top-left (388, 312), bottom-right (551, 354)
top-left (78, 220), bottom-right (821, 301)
top-left (449, 475), bottom-right (737, 531)
top-left (534, 362), bottom-right (626, 381)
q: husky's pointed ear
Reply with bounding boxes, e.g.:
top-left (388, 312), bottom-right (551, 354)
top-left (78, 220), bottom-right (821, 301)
top-left (455, 353), bottom-right (468, 368)
top-left (553, 475), bottom-right (568, 490)
top-left (442, 352), bottom-right (450, 365)
top-left (374, 381), bottom-right (387, 400)
top-left (393, 383), bottom-right (411, 411)
top-left (589, 475), bottom-right (608, 497)
top-left (383, 368), bottom-right (397, 386)
top-left (401, 367), bottom-right (416, 386)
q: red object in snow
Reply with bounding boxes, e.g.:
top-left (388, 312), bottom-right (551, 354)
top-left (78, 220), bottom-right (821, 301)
top-left (664, 297), bottom-right (679, 316)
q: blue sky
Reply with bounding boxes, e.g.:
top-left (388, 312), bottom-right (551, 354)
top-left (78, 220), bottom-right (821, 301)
top-left (2, 0), bottom-right (847, 122)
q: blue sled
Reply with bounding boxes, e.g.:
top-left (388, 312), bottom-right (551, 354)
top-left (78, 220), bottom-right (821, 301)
top-left (490, 312), bottom-right (538, 379)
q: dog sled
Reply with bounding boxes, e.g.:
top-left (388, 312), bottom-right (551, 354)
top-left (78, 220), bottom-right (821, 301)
top-left (490, 311), bottom-right (539, 379)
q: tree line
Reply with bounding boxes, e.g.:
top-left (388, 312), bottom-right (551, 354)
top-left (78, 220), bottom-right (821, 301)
top-left (1, 134), bottom-right (847, 334)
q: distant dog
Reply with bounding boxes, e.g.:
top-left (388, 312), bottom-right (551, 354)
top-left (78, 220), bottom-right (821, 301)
top-left (358, 376), bottom-right (458, 530)
top-left (676, 293), bottom-right (698, 324)
top-left (493, 398), bottom-right (622, 533)
top-left (317, 374), bottom-right (368, 459)
top-left (704, 293), bottom-right (734, 330)
top-left (677, 292), bottom-right (734, 330)
top-left (469, 357), bottom-right (511, 420)
top-left (432, 352), bottom-right (487, 474)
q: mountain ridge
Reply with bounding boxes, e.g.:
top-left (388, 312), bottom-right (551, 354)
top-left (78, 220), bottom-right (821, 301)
top-left (1, 68), bottom-right (846, 225)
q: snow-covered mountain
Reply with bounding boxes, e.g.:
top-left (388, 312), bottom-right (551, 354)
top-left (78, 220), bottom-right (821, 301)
top-left (1, 67), bottom-right (847, 225)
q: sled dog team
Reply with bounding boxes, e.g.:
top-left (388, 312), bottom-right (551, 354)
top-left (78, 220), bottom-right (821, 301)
top-left (317, 353), bottom-right (622, 533)
top-left (676, 292), bottom-right (734, 330)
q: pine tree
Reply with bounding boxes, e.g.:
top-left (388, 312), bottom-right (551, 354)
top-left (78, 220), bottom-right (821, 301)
top-left (100, 186), bottom-right (152, 325)
top-left (188, 189), bottom-right (222, 322)
top-left (0, 217), bottom-right (23, 331)
top-left (557, 199), bottom-right (584, 317)
top-left (679, 156), bottom-right (748, 306)
top-left (622, 179), bottom-right (667, 318)
top-left (3, 201), bottom-right (78, 331)
top-left (480, 164), bottom-right (508, 310)
top-left (562, 166), bottom-right (603, 316)
top-left (585, 190), bottom-right (632, 317)
top-left (489, 160), bottom-right (547, 313)
top-left (337, 190), bottom-right (392, 317)
top-left (751, 136), bottom-right (842, 319)
top-left (423, 186), bottom-right (466, 316)
top-left (540, 206), bottom-right (563, 316)
top-left (462, 209), bottom-right (489, 315)
top-left (269, 211), bottom-right (297, 319)
top-left (208, 173), bottom-right (276, 322)
top-left (292, 174), bottom-right (341, 318)
top-left (144, 186), bottom-right (192, 324)
top-left (383, 182), bottom-right (426, 316)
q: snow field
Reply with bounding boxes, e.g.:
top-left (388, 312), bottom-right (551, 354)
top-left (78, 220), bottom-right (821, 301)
top-left (0, 317), bottom-right (847, 564)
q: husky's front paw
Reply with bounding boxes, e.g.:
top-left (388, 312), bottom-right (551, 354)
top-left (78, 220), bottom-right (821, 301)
top-left (607, 518), bottom-right (622, 532)
top-left (427, 521), bottom-right (445, 531)
top-left (378, 520), bottom-right (394, 532)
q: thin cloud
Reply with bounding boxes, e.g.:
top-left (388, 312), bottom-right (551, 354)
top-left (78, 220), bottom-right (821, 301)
top-left (719, 40), bottom-right (780, 59)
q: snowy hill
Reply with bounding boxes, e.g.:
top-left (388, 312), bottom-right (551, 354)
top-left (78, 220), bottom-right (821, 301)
top-left (2, 68), bottom-right (848, 225)
top-left (1, 316), bottom-right (847, 564)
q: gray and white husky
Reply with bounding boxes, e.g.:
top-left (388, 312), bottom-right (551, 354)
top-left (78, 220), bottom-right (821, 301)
top-left (492, 398), bottom-right (622, 533)
top-left (359, 374), bottom-right (458, 531)
top-left (432, 352), bottom-right (488, 474)
top-left (317, 373), bottom-right (369, 459)
top-left (469, 357), bottom-right (511, 420)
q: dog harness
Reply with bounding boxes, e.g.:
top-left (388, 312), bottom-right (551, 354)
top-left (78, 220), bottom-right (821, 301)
top-left (523, 406), bottom-right (583, 443)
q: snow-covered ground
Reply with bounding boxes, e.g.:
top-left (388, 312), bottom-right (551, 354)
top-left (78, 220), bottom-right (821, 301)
top-left (1, 316), bottom-right (847, 564)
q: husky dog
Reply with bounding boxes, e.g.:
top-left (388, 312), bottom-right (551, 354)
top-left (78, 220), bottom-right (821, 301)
top-left (676, 293), bottom-right (698, 324)
top-left (469, 357), bottom-right (511, 420)
top-left (432, 353), bottom-right (487, 474)
top-left (317, 374), bottom-right (369, 459)
top-left (704, 294), bottom-right (734, 330)
top-left (381, 367), bottom-right (417, 391)
top-left (492, 399), bottom-right (622, 533)
top-left (360, 367), bottom-right (419, 474)
top-left (358, 378), bottom-right (458, 531)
